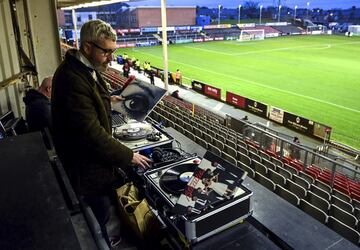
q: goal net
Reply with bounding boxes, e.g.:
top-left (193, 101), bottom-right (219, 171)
top-left (238, 29), bottom-right (265, 42)
top-left (348, 25), bottom-right (360, 36)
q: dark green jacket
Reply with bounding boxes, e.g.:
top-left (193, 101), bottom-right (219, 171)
top-left (52, 49), bottom-right (133, 195)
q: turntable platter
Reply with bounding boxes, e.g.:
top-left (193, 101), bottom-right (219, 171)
top-left (114, 121), bottom-right (152, 141)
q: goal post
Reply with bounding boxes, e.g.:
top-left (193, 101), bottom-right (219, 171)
top-left (348, 25), bottom-right (360, 36)
top-left (238, 29), bottom-right (265, 42)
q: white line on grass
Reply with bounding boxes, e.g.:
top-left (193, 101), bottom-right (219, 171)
top-left (132, 49), bottom-right (360, 114)
top-left (182, 41), bottom-right (360, 56)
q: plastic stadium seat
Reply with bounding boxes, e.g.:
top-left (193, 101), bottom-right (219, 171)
top-left (292, 175), bottom-right (310, 190)
top-left (237, 152), bottom-right (251, 166)
top-left (226, 139), bottom-right (236, 150)
top-left (309, 165), bottom-right (322, 176)
top-left (255, 172), bottom-right (275, 192)
top-left (354, 208), bottom-right (360, 220)
top-left (304, 168), bottom-right (319, 179)
top-left (283, 163), bottom-right (299, 176)
top-left (237, 161), bottom-right (255, 178)
top-left (332, 189), bottom-right (352, 203)
top-left (286, 179), bottom-right (307, 199)
top-left (289, 161), bottom-right (303, 172)
top-left (329, 204), bottom-right (358, 230)
top-left (310, 184), bottom-right (331, 201)
top-left (265, 150), bottom-right (278, 159)
top-left (208, 144), bottom-right (221, 157)
top-left (237, 145), bottom-right (249, 155)
top-left (275, 184), bottom-right (299, 206)
top-left (253, 160), bottom-right (268, 176)
top-left (352, 199), bottom-right (360, 210)
top-left (271, 156), bottom-right (284, 169)
top-left (224, 145), bottom-right (237, 159)
top-left (221, 152), bottom-right (237, 166)
top-left (248, 151), bottom-right (261, 163)
top-left (259, 150), bottom-right (271, 161)
top-left (298, 171), bottom-right (315, 184)
top-left (268, 169), bottom-right (286, 187)
top-left (333, 183), bottom-right (350, 197)
top-left (314, 179), bottom-right (332, 193)
top-left (276, 166), bottom-right (292, 180)
top-left (327, 216), bottom-right (360, 245)
top-left (262, 158), bottom-right (276, 171)
top-left (195, 136), bottom-right (208, 149)
top-left (317, 175), bottom-right (331, 185)
top-left (305, 191), bottom-right (330, 213)
top-left (331, 195), bottom-right (354, 214)
top-left (299, 199), bottom-right (328, 224)
top-left (247, 144), bottom-right (259, 154)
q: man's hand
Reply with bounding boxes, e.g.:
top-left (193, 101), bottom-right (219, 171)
top-left (111, 95), bottom-right (124, 104)
top-left (131, 152), bottom-right (152, 170)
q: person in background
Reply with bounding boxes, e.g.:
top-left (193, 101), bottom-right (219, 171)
top-left (122, 62), bottom-right (130, 78)
top-left (23, 77), bottom-right (53, 132)
top-left (135, 59), bottom-right (141, 73)
top-left (291, 137), bottom-right (301, 160)
top-left (171, 90), bottom-right (183, 101)
top-left (51, 19), bottom-right (151, 248)
top-left (149, 70), bottom-right (155, 85)
top-left (122, 53), bottom-right (128, 63)
top-left (175, 69), bottom-right (182, 85)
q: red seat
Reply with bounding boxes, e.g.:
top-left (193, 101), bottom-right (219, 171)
top-left (318, 174), bottom-right (331, 185)
top-left (333, 183), bottom-right (350, 196)
top-left (305, 168), bottom-right (319, 179)
top-left (290, 161), bottom-right (303, 172)
top-left (351, 192), bottom-right (360, 201)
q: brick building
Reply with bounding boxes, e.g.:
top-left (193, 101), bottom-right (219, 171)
top-left (119, 6), bottom-right (196, 28)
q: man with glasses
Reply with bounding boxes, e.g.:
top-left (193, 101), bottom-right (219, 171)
top-left (52, 20), bottom-right (151, 248)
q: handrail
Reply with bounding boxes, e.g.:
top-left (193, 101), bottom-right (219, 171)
top-left (0, 71), bottom-right (32, 90)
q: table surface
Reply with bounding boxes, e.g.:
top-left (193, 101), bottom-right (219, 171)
top-left (166, 127), bottom-right (357, 250)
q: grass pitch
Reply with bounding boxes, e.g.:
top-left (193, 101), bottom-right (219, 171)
top-left (117, 35), bottom-right (360, 150)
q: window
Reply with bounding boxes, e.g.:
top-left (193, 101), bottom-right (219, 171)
top-left (77, 16), bottom-right (81, 22)
top-left (88, 14), bottom-right (92, 20)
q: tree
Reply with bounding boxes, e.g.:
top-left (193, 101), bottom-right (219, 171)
top-left (243, 1), bottom-right (260, 19)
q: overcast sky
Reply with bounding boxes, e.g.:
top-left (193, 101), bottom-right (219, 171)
top-left (129, 0), bottom-right (359, 9)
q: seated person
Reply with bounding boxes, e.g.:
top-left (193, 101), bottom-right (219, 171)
top-left (23, 77), bottom-right (52, 132)
top-left (171, 90), bottom-right (183, 101)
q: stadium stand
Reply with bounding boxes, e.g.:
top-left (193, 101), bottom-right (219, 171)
top-left (148, 94), bottom-right (360, 245)
top-left (271, 25), bottom-right (303, 35)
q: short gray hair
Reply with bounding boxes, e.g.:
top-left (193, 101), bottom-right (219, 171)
top-left (80, 19), bottom-right (116, 46)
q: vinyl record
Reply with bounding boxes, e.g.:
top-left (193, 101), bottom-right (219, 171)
top-left (160, 163), bottom-right (197, 195)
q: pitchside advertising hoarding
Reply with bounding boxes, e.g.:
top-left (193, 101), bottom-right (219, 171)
top-left (191, 80), bottom-right (205, 94)
top-left (269, 106), bottom-right (284, 124)
top-left (283, 112), bottom-right (314, 136)
top-left (226, 92), bottom-right (246, 109)
top-left (245, 99), bottom-right (268, 118)
top-left (204, 85), bottom-right (221, 100)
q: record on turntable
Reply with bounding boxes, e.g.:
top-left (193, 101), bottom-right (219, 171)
top-left (160, 163), bottom-right (198, 195)
top-left (113, 120), bottom-right (152, 140)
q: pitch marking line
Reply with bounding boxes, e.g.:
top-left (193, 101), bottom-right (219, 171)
top-left (181, 41), bottom-right (360, 56)
top-left (132, 49), bottom-right (360, 114)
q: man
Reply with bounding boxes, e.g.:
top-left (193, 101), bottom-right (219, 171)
top-left (171, 90), bottom-right (183, 101)
top-left (52, 20), bottom-right (150, 247)
top-left (175, 69), bottom-right (182, 85)
top-left (23, 77), bottom-right (52, 132)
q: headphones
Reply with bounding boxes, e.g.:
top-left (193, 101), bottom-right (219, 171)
top-left (151, 147), bottom-right (182, 163)
top-left (146, 132), bottom-right (162, 142)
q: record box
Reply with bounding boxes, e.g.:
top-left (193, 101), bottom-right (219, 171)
top-left (144, 151), bottom-right (253, 244)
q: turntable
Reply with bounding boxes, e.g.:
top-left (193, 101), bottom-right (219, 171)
top-left (113, 121), bottom-right (174, 152)
top-left (144, 151), bottom-right (253, 244)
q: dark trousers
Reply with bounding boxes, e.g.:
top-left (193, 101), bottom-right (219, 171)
top-left (82, 195), bottom-right (111, 246)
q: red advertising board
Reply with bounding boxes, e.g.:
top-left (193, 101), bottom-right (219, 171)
top-left (226, 92), bottom-right (245, 109)
top-left (204, 85), bottom-right (221, 100)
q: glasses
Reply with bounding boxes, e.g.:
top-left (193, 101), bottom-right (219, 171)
top-left (90, 42), bottom-right (116, 57)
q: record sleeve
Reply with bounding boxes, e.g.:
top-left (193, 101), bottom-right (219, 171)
top-left (172, 151), bottom-right (246, 215)
top-left (112, 80), bottom-right (167, 122)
